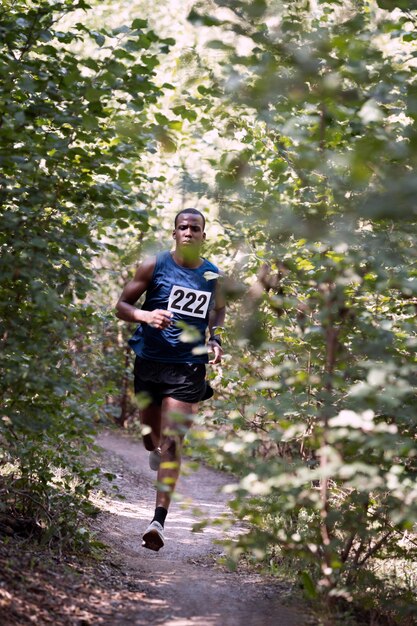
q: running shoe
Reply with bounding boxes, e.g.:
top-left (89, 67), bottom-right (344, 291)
top-left (149, 447), bottom-right (162, 471)
top-left (142, 520), bottom-right (164, 551)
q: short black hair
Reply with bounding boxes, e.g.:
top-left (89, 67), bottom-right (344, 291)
top-left (174, 208), bottom-right (205, 229)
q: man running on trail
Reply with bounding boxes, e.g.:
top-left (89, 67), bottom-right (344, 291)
top-left (115, 208), bottom-right (225, 551)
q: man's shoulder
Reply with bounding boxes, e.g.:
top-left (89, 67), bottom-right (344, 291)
top-left (139, 255), bottom-right (158, 270)
top-left (141, 251), bottom-right (169, 268)
top-left (202, 257), bottom-right (220, 272)
top-left (134, 253), bottom-right (166, 281)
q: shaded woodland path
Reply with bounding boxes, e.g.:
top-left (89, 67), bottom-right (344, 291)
top-left (94, 429), bottom-right (312, 626)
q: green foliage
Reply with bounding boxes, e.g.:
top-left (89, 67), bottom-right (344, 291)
top-left (3, 0), bottom-right (416, 621)
top-left (0, 0), bottom-right (171, 547)
top-left (184, 0), bottom-right (417, 619)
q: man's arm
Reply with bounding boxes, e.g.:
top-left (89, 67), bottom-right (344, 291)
top-left (115, 256), bottom-right (172, 330)
top-left (208, 278), bottom-right (226, 365)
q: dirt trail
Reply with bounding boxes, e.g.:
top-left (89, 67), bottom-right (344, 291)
top-left (95, 430), bottom-right (310, 626)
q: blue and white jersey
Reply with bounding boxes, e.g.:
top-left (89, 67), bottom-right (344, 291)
top-left (128, 251), bottom-right (219, 363)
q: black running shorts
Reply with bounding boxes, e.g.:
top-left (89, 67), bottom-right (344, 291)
top-left (134, 357), bottom-right (213, 406)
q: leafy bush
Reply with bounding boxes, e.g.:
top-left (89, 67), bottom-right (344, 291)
top-left (0, 0), bottom-right (172, 547)
top-left (185, 0), bottom-right (417, 619)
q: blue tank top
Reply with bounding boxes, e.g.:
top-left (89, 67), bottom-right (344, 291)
top-left (128, 251), bottom-right (219, 363)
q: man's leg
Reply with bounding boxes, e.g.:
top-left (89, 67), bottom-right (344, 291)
top-left (142, 397), bottom-right (196, 551)
top-left (140, 403), bottom-right (162, 452)
top-left (156, 397), bottom-right (195, 509)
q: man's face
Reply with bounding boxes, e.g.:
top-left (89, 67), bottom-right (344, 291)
top-left (173, 214), bottom-right (206, 256)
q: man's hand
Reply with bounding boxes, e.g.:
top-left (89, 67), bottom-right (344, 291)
top-left (145, 309), bottom-right (173, 330)
top-left (208, 339), bottom-right (223, 365)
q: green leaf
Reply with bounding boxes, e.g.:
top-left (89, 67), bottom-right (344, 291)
top-left (301, 572), bottom-right (317, 599)
top-left (187, 9), bottom-right (223, 27)
top-left (91, 30), bottom-right (105, 46)
top-left (112, 25), bottom-right (131, 35)
top-left (155, 113), bottom-right (169, 125)
top-left (131, 18), bottom-right (148, 29)
top-left (172, 105), bottom-right (197, 122)
top-left (84, 87), bottom-right (103, 102)
top-left (168, 120), bottom-right (183, 131)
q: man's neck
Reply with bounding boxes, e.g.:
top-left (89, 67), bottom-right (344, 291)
top-left (172, 248), bottom-right (203, 269)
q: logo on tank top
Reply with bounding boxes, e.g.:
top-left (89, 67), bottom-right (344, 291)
top-left (167, 285), bottom-right (211, 319)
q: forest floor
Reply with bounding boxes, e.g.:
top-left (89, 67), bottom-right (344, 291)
top-left (0, 428), bottom-right (315, 626)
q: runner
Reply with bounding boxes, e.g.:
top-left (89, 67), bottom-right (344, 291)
top-left (115, 208), bottom-right (225, 551)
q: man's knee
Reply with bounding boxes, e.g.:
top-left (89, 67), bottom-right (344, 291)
top-left (143, 433), bottom-right (155, 451)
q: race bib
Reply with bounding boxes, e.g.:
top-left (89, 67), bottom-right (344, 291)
top-left (167, 285), bottom-right (211, 319)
